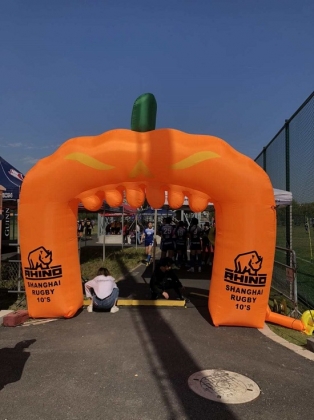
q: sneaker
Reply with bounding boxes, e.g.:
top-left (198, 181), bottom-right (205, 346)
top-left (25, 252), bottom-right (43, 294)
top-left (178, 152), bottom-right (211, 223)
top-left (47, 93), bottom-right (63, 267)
top-left (187, 267), bottom-right (194, 272)
top-left (110, 306), bottom-right (119, 313)
top-left (178, 296), bottom-right (190, 303)
top-left (198, 267), bottom-right (202, 273)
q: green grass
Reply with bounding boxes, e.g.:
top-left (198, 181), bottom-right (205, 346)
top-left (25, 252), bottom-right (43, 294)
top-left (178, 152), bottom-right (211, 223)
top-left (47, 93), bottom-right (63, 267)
top-left (267, 323), bottom-right (308, 346)
top-left (80, 246), bottom-right (146, 280)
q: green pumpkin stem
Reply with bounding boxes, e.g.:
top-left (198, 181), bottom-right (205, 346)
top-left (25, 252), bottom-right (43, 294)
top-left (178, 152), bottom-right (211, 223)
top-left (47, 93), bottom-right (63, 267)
top-left (131, 93), bottom-right (157, 132)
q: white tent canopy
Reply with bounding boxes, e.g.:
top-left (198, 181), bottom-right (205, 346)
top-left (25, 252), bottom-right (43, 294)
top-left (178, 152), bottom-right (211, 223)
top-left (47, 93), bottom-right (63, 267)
top-left (164, 188), bottom-right (292, 209)
top-left (273, 188), bottom-right (293, 207)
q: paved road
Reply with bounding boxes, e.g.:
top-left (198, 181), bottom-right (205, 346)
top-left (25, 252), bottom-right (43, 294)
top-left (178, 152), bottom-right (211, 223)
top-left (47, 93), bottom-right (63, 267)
top-left (0, 263), bottom-right (313, 420)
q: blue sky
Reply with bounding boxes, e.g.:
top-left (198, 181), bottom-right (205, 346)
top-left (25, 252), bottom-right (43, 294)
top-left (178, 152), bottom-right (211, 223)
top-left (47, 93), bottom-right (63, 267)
top-left (1, 0), bottom-right (313, 175)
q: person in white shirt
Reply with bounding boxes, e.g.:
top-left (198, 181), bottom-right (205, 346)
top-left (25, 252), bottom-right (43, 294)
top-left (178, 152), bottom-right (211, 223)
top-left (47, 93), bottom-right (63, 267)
top-left (85, 267), bottom-right (119, 313)
top-left (136, 223), bottom-right (142, 244)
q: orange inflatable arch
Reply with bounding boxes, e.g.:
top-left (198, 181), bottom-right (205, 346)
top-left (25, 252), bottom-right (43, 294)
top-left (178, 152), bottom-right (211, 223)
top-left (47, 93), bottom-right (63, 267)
top-left (19, 125), bottom-right (277, 327)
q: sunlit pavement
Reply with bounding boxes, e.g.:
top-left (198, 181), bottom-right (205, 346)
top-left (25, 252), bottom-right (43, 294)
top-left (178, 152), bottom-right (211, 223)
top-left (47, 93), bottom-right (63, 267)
top-left (0, 260), bottom-right (313, 420)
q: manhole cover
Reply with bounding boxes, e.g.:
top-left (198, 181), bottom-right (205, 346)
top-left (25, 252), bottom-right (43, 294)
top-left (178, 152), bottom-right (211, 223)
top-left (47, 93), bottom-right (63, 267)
top-left (188, 369), bottom-right (260, 404)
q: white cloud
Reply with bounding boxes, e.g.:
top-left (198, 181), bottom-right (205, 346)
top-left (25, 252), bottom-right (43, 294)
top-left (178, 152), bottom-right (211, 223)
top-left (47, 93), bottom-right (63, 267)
top-left (0, 142), bottom-right (57, 150)
top-left (7, 142), bottom-right (23, 148)
top-left (21, 156), bottom-right (40, 165)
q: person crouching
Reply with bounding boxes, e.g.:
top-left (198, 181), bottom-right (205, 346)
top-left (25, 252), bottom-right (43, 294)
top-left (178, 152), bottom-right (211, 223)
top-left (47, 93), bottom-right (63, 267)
top-left (85, 267), bottom-right (119, 313)
top-left (150, 258), bottom-right (189, 302)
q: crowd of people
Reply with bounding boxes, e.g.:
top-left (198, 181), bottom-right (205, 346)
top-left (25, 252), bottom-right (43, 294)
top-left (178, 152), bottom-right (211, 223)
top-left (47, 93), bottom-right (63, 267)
top-left (139, 216), bottom-right (216, 270)
top-left (83, 216), bottom-right (215, 313)
top-left (77, 218), bottom-right (95, 239)
top-left (105, 220), bottom-right (142, 245)
top-left (157, 216), bottom-right (215, 272)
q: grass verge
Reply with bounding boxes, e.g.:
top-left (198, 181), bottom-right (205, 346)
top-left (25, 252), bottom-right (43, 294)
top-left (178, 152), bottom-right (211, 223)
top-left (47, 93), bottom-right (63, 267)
top-left (266, 323), bottom-right (308, 347)
top-left (80, 246), bottom-right (145, 280)
top-left (267, 289), bottom-right (311, 347)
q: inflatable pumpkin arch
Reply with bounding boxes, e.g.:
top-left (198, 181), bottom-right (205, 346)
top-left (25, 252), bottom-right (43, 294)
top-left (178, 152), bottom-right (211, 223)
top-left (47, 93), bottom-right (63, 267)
top-left (19, 94), bottom-right (277, 328)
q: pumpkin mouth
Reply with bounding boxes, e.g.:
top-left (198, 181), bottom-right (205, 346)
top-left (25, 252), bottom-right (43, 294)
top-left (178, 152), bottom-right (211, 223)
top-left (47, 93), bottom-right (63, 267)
top-left (79, 182), bottom-right (211, 213)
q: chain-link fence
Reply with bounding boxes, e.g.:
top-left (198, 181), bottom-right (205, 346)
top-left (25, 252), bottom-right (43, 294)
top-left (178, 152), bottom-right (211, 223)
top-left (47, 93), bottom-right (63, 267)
top-left (0, 259), bottom-right (23, 290)
top-left (272, 246), bottom-right (299, 317)
top-left (255, 91), bottom-right (314, 307)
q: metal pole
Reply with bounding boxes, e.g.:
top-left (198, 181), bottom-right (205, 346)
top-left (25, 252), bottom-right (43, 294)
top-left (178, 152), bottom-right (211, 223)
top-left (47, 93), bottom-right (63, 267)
top-left (307, 217), bottom-right (313, 260)
top-left (291, 250), bottom-right (300, 318)
top-left (17, 199), bottom-right (21, 293)
top-left (0, 186), bottom-right (6, 281)
top-left (135, 213), bottom-right (138, 250)
top-left (263, 146), bottom-right (267, 171)
top-left (121, 205), bottom-right (124, 250)
top-left (152, 209), bottom-right (158, 271)
top-left (285, 119), bottom-right (291, 264)
top-left (102, 215), bottom-right (106, 262)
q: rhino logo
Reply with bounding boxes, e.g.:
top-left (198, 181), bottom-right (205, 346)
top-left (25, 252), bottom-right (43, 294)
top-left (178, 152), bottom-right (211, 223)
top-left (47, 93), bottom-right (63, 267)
top-left (28, 246), bottom-right (52, 269)
top-left (234, 251), bottom-right (263, 275)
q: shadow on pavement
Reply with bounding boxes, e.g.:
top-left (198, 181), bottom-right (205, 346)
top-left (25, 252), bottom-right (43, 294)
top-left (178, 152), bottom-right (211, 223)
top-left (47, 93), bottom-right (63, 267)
top-left (113, 254), bottom-right (237, 419)
top-left (0, 339), bottom-right (36, 392)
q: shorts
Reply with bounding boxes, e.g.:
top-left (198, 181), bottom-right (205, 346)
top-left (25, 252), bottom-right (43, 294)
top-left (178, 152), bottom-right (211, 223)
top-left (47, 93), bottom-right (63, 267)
top-left (175, 243), bottom-right (186, 252)
top-left (145, 240), bottom-right (154, 247)
top-left (160, 241), bottom-right (174, 252)
top-left (190, 240), bottom-right (202, 251)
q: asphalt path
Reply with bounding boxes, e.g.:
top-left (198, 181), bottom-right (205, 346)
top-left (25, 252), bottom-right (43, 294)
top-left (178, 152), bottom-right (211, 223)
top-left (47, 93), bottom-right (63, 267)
top-left (1, 263), bottom-right (314, 420)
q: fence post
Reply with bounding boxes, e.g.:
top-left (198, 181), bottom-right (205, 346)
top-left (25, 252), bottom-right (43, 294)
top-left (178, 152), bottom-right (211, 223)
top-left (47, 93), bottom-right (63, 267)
top-left (0, 185), bottom-right (6, 281)
top-left (285, 120), bottom-right (291, 263)
top-left (262, 147), bottom-right (267, 171)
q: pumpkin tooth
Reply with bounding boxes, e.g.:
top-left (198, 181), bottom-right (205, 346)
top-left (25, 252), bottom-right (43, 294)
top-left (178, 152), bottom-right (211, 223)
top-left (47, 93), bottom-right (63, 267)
top-left (81, 193), bottom-right (104, 211)
top-left (166, 189), bottom-right (185, 209)
top-left (145, 185), bottom-right (165, 209)
top-left (104, 189), bottom-right (123, 207)
top-left (126, 185), bottom-right (145, 208)
top-left (188, 192), bottom-right (210, 213)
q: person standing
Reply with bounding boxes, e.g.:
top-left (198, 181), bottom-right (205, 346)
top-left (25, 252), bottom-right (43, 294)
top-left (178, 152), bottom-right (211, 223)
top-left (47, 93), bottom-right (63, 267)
top-left (173, 221), bottom-right (188, 268)
top-left (142, 221), bottom-right (154, 266)
top-left (85, 218), bottom-right (92, 238)
top-left (187, 217), bottom-right (203, 273)
top-left (84, 267), bottom-right (119, 313)
top-left (136, 223), bottom-right (142, 244)
top-left (123, 223), bottom-right (129, 244)
top-left (78, 219), bottom-right (85, 238)
top-left (207, 221), bottom-right (216, 266)
top-left (160, 216), bottom-right (175, 260)
top-left (201, 222), bottom-right (210, 265)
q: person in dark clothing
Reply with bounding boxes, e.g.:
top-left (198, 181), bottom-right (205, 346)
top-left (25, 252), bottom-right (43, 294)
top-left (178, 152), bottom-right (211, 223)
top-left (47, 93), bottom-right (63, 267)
top-left (201, 222), bottom-right (210, 265)
top-left (85, 218), bottom-right (92, 238)
top-left (187, 217), bottom-right (203, 273)
top-left (159, 216), bottom-right (175, 259)
top-left (150, 258), bottom-right (189, 301)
